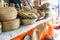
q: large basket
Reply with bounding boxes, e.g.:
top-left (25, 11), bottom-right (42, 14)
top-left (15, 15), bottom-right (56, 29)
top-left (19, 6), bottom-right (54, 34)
top-left (0, 7), bottom-right (18, 22)
top-left (22, 19), bottom-right (37, 25)
top-left (2, 19), bottom-right (20, 32)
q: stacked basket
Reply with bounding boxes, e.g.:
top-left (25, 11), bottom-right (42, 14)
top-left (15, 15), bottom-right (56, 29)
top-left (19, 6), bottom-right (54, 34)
top-left (0, 7), bottom-right (20, 32)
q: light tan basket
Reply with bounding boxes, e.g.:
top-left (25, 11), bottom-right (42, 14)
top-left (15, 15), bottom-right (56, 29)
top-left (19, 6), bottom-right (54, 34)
top-left (18, 12), bottom-right (38, 19)
top-left (22, 19), bottom-right (37, 25)
top-left (2, 19), bottom-right (20, 32)
top-left (0, 7), bottom-right (18, 22)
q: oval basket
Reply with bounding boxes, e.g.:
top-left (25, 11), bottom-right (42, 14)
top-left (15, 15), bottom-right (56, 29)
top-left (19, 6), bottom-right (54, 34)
top-left (22, 19), bottom-right (37, 25)
top-left (2, 19), bottom-right (20, 32)
top-left (0, 7), bottom-right (18, 22)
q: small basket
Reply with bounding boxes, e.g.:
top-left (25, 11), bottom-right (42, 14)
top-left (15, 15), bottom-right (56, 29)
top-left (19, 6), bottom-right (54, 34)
top-left (2, 19), bottom-right (20, 32)
top-left (22, 19), bottom-right (37, 25)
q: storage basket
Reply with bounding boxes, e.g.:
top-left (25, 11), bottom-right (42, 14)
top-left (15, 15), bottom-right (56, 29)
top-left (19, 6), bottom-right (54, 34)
top-left (0, 7), bottom-right (18, 22)
top-left (22, 19), bottom-right (37, 25)
top-left (2, 19), bottom-right (20, 32)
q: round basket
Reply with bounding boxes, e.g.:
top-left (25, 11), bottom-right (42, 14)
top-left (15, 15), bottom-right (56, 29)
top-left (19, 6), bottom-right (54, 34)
top-left (2, 19), bottom-right (20, 32)
top-left (22, 19), bottom-right (37, 25)
top-left (0, 7), bottom-right (18, 22)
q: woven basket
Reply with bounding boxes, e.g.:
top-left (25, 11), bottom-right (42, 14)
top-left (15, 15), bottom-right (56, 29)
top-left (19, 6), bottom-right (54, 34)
top-left (0, 7), bottom-right (18, 22)
top-left (2, 19), bottom-right (20, 32)
top-left (18, 12), bottom-right (38, 19)
top-left (22, 19), bottom-right (37, 25)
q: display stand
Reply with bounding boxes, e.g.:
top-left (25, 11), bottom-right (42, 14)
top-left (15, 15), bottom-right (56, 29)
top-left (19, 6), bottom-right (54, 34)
top-left (0, 17), bottom-right (53, 40)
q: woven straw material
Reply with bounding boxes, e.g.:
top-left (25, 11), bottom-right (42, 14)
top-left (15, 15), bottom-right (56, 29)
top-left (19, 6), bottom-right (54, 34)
top-left (0, 7), bottom-right (18, 22)
top-left (2, 19), bottom-right (20, 32)
top-left (22, 19), bottom-right (37, 25)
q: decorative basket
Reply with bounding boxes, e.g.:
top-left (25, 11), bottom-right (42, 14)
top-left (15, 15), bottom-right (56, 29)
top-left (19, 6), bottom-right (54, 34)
top-left (2, 19), bottom-right (20, 32)
top-left (0, 7), bottom-right (18, 22)
top-left (22, 19), bottom-right (37, 25)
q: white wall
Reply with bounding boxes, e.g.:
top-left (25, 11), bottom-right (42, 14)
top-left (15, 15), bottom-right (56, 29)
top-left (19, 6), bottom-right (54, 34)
top-left (49, 0), bottom-right (58, 5)
top-left (58, 0), bottom-right (60, 15)
top-left (49, 0), bottom-right (58, 18)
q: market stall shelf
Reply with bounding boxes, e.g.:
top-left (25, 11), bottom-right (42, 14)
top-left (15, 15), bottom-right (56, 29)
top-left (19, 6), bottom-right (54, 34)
top-left (0, 17), bottom-right (53, 40)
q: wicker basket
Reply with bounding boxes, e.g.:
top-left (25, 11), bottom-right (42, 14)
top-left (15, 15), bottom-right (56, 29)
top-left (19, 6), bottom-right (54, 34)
top-left (0, 7), bottom-right (18, 22)
top-left (18, 12), bottom-right (38, 19)
top-left (2, 19), bottom-right (20, 32)
top-left (22, 19), bottom-right (37, 25)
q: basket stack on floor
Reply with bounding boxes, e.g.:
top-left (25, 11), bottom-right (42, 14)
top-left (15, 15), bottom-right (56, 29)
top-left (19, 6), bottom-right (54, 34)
top-left (0, 7), bottom-right (20, 32)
